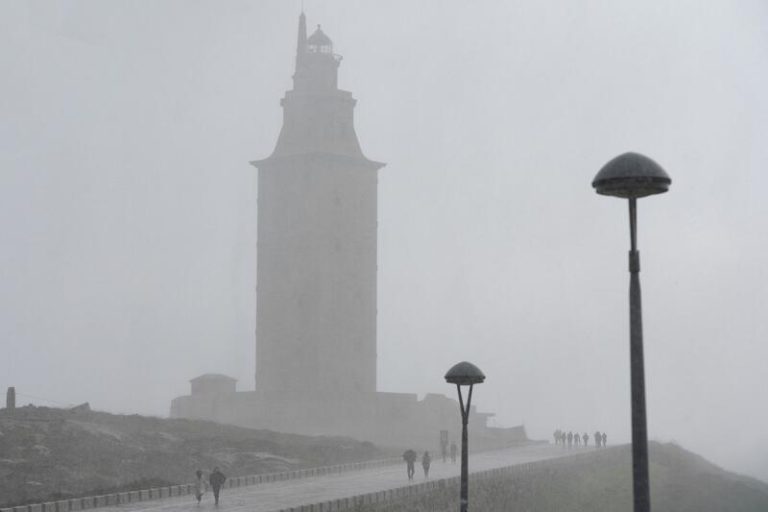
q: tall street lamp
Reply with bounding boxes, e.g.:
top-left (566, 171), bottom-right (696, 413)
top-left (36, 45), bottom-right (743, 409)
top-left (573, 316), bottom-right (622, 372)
top-left (445, 361), bottom-right (485, 512)
top-left (592, 152), bottom-right (671, 512)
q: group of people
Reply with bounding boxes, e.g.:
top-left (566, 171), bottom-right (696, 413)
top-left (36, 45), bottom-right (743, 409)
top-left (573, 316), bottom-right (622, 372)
top-left (193, 467), bottom-right (227, 506)
top-left (403, 449), bottom-right (436, 480)
top-left (440, 441), bottom-right (458, 464)
top-left (553, 429), bottom-right (608, 448)
top-left (402, 441), bottom-right (461, 480)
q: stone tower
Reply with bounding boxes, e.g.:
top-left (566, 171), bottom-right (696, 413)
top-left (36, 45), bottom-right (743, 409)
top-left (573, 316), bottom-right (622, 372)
top-left (171, 16), bottom-right (521, 449)
top-left (251, 14), bottom-right (384, 402)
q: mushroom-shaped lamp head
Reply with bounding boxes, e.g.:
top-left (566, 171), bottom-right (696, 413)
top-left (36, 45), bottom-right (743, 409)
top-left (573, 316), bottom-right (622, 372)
top-left (592, 152), bottom-right (671, 199)
top-left (445, 361), bottom-right (486, 386)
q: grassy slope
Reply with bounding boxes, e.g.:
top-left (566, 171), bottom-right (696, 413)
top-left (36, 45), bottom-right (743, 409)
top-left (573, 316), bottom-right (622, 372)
top-left (0, 406), bottom-right (382, 507)
top-left (357, 442), bottom-right (768, 512)
top-left (518, 443), bottom-right (768, 512)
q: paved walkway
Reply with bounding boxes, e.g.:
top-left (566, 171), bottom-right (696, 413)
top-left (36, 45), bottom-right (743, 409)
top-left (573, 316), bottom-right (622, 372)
top-left (112, 444), bottom-right (581, 512)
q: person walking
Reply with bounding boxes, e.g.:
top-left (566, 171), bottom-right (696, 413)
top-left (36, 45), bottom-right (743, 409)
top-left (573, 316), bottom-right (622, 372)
top-left (602, 432), bottom-right (607, 447)
top-left (193, 470), bottom-right (207, 505)
top-left (567, 431), bottom-right (573, 448)
top-left (582, 432), bottom-right (589, 447)
top-left (421, 451), bottom-right (432, 478)
top-left (594, 431), bottom-right (602, 448)
top-left (574, 433), bottom-right (580, 447)
top-left (403, 449), bottom-right (417, 480)
top-left (209, 467), bottom-right (226, 506)
top-left (450, 442), bottom-right (457, 463)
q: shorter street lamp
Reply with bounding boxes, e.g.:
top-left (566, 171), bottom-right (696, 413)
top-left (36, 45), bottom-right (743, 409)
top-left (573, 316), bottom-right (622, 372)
top-left (592, 152), bottom-right (671, 512)
top-left (445, 361), bottom-right (485, 512)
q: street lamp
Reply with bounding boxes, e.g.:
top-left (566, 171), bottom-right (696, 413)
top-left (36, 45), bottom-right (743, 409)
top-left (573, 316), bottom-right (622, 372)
top-left (445, 361), bottom-right (485, 512)
top-left (592, 152), bottom-right (671, 512)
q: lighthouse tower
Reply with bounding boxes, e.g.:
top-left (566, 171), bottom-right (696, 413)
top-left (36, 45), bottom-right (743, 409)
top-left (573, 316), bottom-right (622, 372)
top-left (251, 13), bottom-right (384, 402)
top-left (170, 14), bottom-right (523, 449)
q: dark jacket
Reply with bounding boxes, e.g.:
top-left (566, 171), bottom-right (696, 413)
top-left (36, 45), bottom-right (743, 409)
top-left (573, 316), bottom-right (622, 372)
top-left (209, 470), bottom-right (226, 489)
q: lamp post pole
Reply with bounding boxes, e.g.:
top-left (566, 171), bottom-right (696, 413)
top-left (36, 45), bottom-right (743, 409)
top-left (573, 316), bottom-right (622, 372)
top-left (456, 383), bottom-right (473, 512)
top-left (445, 361), bottom-right (485, 512)
top-left (592, 152), bottom-right (671, 512)
top-left (628, 197), bottom-right (650, 512)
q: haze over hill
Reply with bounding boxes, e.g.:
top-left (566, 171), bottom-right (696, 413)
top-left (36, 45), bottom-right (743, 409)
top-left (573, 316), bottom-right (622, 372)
top-left (3, 407), bottom-right (767, 512)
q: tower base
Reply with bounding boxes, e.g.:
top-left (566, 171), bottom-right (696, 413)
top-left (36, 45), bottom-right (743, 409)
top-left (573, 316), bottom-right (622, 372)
top-left (170, 384), bottom-right (528, 450)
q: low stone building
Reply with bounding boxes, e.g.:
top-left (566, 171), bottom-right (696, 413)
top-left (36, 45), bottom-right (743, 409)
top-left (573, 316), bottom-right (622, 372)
top-left (171, 376), bottom-right (526, 449)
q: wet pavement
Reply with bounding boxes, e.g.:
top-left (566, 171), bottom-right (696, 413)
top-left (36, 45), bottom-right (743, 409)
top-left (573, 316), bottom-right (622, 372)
top-left (111, 444), bottom-right (578, 512)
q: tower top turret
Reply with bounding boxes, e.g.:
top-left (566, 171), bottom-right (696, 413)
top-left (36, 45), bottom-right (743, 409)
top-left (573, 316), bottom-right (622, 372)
top-left (292, 15), bottom-right (341, 92)
top-left (253, 12), bottom-right (383, 166)
top-left (307, 25), bottom-right (333, 53)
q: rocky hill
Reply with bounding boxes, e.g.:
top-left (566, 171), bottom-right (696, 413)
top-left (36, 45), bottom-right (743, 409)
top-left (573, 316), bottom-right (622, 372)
top-left (0, 406), bottom-right (382, 507)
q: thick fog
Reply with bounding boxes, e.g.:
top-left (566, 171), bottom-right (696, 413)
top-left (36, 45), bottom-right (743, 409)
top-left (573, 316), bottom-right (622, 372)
top-left (2, 0), bottom-right (767, 482)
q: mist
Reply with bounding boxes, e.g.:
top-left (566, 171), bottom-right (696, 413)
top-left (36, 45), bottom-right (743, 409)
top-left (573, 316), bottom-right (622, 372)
top-left (1, 0), bottom-right (767, 483)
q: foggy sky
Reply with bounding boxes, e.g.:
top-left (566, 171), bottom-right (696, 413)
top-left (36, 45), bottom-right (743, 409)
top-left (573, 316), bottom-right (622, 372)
top-left (1, 1), bottom-right (767, 482)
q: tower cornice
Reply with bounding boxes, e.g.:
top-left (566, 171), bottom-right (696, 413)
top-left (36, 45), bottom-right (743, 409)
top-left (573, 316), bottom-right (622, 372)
top-left (250, 152), bottom-right (385, 171)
